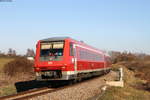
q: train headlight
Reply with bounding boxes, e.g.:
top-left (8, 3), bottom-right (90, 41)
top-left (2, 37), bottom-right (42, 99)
top-left (35, 67), bottom-right (40, 71)
top-left (72, 58), bottom-right (75, 63)
top-left (62, 66), bottom-right (66, 69)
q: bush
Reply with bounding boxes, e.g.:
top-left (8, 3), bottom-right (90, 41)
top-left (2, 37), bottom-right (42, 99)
top-left (111, 52), bottom-right (138, 63)
top-left (110, 51), bottom-right (150, 92)
top-left (145, 82), bottom-right (150, 91)
top-left (3, 57), bottom-right (34, 76)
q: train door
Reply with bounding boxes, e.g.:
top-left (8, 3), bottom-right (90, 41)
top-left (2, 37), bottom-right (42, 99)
top-left (73, 44), bottom-right (78, 74)
top-left (70, 42), bottom-right (77, 74)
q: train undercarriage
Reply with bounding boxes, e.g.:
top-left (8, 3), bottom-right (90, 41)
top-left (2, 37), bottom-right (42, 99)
top-left (35, 68), bottom-right (111, 81)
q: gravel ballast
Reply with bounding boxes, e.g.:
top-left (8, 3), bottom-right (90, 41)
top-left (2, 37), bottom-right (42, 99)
top-left (29, 71), bottom-right (117, 100)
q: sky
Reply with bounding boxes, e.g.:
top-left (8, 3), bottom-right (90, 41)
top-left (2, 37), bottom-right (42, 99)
top-left (0, 0), bottom-right (150, 55)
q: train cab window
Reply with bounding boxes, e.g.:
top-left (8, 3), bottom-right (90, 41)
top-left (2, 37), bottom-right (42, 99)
top-left (40, 41), bottom-right (64, 61)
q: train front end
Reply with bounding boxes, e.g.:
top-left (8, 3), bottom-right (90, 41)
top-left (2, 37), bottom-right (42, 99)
top-left (34, 37), bottom-right (75, 81)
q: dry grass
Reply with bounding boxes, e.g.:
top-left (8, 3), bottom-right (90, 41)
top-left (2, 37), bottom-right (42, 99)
top-left (100, 64), bottom-right (150, 100)
top-left (0, 85), bottom-right (16, 97)
top-left (0, 57), bottom-right (35, 97)
top-left (1, 57), bottom-right (35, 85)
top-left (3, 57), bottom-right (34, 77)
top-left (0, 57), bottom-right (17, 97)
top-left (100, 86), bottom-right (150, 100)
top-left (111, 52), bottom-right (150, 91)
top-left (0, 57), bottom-right (15, 86)
top-left (0, 58), bottom-right (14, 71)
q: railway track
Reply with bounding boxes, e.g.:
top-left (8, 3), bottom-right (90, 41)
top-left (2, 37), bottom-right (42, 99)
top-left (0, 79), bottom-right (96, 100)
top-left (0, 71), bottom-right (112, 100)
top-left (0, 80), bottom-right (78, 100)
top-left (0, 87), bottom-right (56, 100)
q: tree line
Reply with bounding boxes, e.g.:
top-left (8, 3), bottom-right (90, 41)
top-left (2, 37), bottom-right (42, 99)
top-left (0, 48), bottom-right (35, 57)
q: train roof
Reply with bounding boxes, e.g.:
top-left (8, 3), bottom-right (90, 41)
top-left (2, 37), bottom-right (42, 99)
top-left (40, 37), bottom-right (70, 42)
top-left (40, 37), bottom-right (106, 54)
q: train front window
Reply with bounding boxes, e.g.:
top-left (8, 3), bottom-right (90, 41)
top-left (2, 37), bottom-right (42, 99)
top-left (40, 41), bottom-right (64, 61)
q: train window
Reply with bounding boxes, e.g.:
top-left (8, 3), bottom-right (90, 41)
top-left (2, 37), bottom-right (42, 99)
top-left (41, 43), bottom-right (52, 49)
top-left (40, 41), bottom-right (64, 61)
top-left (53, 42), bottom-right (64, 49)
top-left (79, 48), bottom-right (103, 62)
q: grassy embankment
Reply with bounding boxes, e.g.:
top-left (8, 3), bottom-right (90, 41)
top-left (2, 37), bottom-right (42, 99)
top-left (99, 52), bottom-right (150, 100)
top-left (100, 64), bottom-right (150, 100)
top-left (0, 56), bottom-right (34, 97)
top-left (0, 57), bottom-right (17, 97)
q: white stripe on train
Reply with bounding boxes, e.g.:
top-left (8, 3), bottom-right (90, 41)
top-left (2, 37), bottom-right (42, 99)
top-left (62, 67), bottom-right (111, 75)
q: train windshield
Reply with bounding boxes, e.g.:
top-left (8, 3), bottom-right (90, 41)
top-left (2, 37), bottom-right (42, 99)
top-left (40, 41), bottom-right (64, 61)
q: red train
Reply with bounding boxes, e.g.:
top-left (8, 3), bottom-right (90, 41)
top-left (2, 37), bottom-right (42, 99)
top-left (34, 37), bottom-right (111, 81)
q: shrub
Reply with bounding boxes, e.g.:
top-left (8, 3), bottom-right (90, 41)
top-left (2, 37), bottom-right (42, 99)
top-left (111, 52), bottom-right (138, 63)
top-left (3, 57), bottom-right (34, 76)
top-left (110, 51), bottom-right (150, 92)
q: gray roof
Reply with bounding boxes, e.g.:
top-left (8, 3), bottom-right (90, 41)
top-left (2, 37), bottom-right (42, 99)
top-left (40, 37), bottom-right (70, 42)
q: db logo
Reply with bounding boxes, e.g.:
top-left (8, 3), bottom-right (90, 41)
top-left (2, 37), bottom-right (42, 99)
top-left (48, 62), bottom-right (53, 64)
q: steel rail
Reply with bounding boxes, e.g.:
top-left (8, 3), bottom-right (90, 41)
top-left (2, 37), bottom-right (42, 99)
top-left (0, 87), bottom-right (55, 100)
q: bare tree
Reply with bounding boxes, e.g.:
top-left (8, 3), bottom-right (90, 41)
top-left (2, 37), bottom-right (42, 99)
top-left (7, 48), bottom-right (17, 56)
top-left (26, 49), bottom-right (35, 57)
top-left (12, 50), bottom-right (16, 56)
top-left (8, 48), bottom-right (13, 56)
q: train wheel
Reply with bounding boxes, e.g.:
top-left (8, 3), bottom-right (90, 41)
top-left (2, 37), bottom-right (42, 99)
top-left (77, 78), bottom-right (82, 82)
top-left (104, 69), bottom-right (110, 74)
top-left (70, 79), bottom-right (77, 85)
